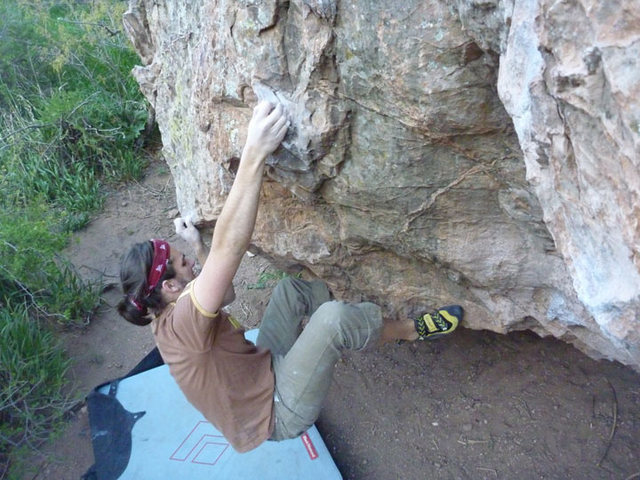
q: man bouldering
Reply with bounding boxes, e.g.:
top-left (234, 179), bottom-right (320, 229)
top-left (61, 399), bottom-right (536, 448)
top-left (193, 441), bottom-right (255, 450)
top-left (117, 100), bottom-right (463, 452)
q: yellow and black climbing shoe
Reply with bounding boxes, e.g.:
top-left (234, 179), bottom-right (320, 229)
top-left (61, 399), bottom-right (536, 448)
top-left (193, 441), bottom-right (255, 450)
top-left (414, 305), bottom-right (463, 340)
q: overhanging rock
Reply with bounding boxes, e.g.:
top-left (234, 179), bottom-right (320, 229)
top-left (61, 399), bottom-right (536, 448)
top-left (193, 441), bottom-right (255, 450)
top-left (124, 0), bottom-right (640, 370)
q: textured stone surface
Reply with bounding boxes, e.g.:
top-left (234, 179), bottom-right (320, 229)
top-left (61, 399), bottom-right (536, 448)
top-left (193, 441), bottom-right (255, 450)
top-left (124, 0), bottom-right (640, 369)
top-left (493, 0), bottom-right (640, 366)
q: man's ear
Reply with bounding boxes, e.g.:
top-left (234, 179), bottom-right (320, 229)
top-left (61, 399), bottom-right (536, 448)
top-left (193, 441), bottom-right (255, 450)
top-left (161, 278), bottom-right (181, 293)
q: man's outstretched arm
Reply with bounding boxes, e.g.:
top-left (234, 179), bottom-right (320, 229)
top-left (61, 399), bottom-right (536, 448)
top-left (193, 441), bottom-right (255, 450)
top-left (192, 101), bottom-right (289, 314)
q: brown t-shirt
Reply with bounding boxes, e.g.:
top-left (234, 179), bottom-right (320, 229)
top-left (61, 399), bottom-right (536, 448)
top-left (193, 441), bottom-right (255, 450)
top-left (151, 282), bottom-right (275, 452)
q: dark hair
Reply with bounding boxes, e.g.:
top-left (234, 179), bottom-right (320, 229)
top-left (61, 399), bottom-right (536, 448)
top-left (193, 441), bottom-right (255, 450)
top-left (117, 241), bottom-right (176, 326)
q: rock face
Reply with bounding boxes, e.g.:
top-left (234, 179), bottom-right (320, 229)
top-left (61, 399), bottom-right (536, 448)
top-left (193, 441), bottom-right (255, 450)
top-left (123, 0), bottom-right (640, 370)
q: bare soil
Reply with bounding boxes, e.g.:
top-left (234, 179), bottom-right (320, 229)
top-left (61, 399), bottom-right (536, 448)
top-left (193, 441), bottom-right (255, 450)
top-left (21, 159), bottom-right (640, 479)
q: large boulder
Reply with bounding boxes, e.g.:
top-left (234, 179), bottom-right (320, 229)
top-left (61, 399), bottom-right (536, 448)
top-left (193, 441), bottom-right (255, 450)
top-left (123, 0), bottom-right (640, 370)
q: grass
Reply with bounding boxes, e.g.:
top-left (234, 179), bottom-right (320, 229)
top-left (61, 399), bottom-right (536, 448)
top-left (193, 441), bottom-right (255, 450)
top-left (0, 0), bottom-right (150, 473)
top-left (0, 302), bottom-right (72, 451)
top-left (247, 270), bottom-right (301, 290)
top-left (0, 0), bottom-right (149, 226)
top-left (0, 205), bottom-right (103, 325)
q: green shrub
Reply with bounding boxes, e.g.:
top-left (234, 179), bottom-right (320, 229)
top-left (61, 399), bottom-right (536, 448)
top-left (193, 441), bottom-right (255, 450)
top-left (0, 301), bottom-right (71, 461)
top-left (0, 203), bottom-right (103, 477)
top-left (0, 0), bottom-right (149, 222)
top-left (0, 204), bottom-right (103, 325)
top-left (0, 0), bottom-right (150, 469)
top-left (247, 270), bottom-right (301, 290)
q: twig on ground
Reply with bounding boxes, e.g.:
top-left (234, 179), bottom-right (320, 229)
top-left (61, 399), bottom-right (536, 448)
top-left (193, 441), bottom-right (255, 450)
top-left (521, 398), bottom-right (534, 419)
top-left (66, 92), bottom-right (100, 119)
top-left (476, 467), bottom-right (498, 477)
top-left (56, 18), bottom-right (120, 36)
top-left (458, 434), bottom-right (490, 446)
top-left (0, 265), bottom-right (68, 322)
top-left (597, 378), bottom-right (618, 467)
top-left (0, 123), bottom-right (51, 145)
top-left (28, 460), bottom-right (47, 480)
top-left (78, 264), bottom-right (117, 279)
top-left (133, 177), bottom-right (171, 199)
top-left (0, 458), bottom-right (8, 480)
top-left (625, 472), bottom-right (640, 480)
top-left (239, 301), bottom-right (252, 322)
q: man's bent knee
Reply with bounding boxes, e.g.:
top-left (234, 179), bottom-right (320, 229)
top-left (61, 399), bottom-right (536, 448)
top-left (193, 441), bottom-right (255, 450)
top-left (311, 301), bottom-right (351, 330)
top-left (309, 300), bottom-right (382, 351)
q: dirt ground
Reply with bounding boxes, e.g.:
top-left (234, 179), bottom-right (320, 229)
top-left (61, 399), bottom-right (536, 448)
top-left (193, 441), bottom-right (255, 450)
top-left (19, 158), bottom-right (640, 480)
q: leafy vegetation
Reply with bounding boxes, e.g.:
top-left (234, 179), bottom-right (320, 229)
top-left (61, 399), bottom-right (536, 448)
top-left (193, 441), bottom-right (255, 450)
top-left (0, 0), bottom-right (150, 472)
top-left (0, 206), bottom-right (103, 324)
top-left (0, 0), bottom-right (148, 219)
top-left (0, 303), bottom-right (71, 468)
top-left (247, 269), bottom-right (301, 290)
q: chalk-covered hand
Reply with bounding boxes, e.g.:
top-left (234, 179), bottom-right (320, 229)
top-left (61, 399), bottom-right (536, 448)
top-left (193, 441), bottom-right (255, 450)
top-left (174, 217), bottom-right (201, 247)
top-left (244, 101), bottom-right (289, 159)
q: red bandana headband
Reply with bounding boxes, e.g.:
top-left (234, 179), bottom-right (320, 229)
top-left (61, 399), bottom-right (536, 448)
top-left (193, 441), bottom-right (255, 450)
top-left (146, 239), bottom-right (170, 296)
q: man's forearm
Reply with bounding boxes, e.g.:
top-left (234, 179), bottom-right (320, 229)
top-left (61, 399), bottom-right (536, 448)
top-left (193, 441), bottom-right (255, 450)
top-left (191, 101), bottom-right (288, 314)
top-left (210, 145), bottom-right (266, 258)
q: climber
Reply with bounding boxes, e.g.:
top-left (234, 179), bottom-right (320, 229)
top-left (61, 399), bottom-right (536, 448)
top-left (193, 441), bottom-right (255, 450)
top-left (116, 100), bottom-right (464, 452)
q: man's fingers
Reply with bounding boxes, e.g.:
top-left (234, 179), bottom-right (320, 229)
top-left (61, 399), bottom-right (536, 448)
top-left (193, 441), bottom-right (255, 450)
top-left (245, 100), bottom-right (289, 155)
top-left (271, 114), bottom-right (288, 132)
top-left (264, 103), bottom-right (285, 127)
top-left (253, 100), bottom-right (273, 119)
top-left (275, 120), bottom-right (290, 141)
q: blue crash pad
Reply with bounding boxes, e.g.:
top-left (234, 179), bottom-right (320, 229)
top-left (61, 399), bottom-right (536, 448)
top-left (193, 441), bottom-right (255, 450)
top-left (95, 330), bottom-right (342, 480)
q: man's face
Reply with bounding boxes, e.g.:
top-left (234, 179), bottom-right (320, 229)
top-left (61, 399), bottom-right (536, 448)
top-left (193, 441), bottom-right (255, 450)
top-left (168, 245), bottom-right (196, 284)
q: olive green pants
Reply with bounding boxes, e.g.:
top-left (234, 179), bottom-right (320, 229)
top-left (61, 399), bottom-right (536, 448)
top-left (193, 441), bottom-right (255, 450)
top-left (256, 277), bottom-right (383, 441)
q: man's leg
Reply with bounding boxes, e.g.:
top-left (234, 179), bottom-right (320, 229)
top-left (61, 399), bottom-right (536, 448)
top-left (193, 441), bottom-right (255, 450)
top-left (256, 276), bottom-right (332, 355)
top-left (259, 277), bottom-right (463, 440)
top-left (270, 300), bottom-right (383, 440)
